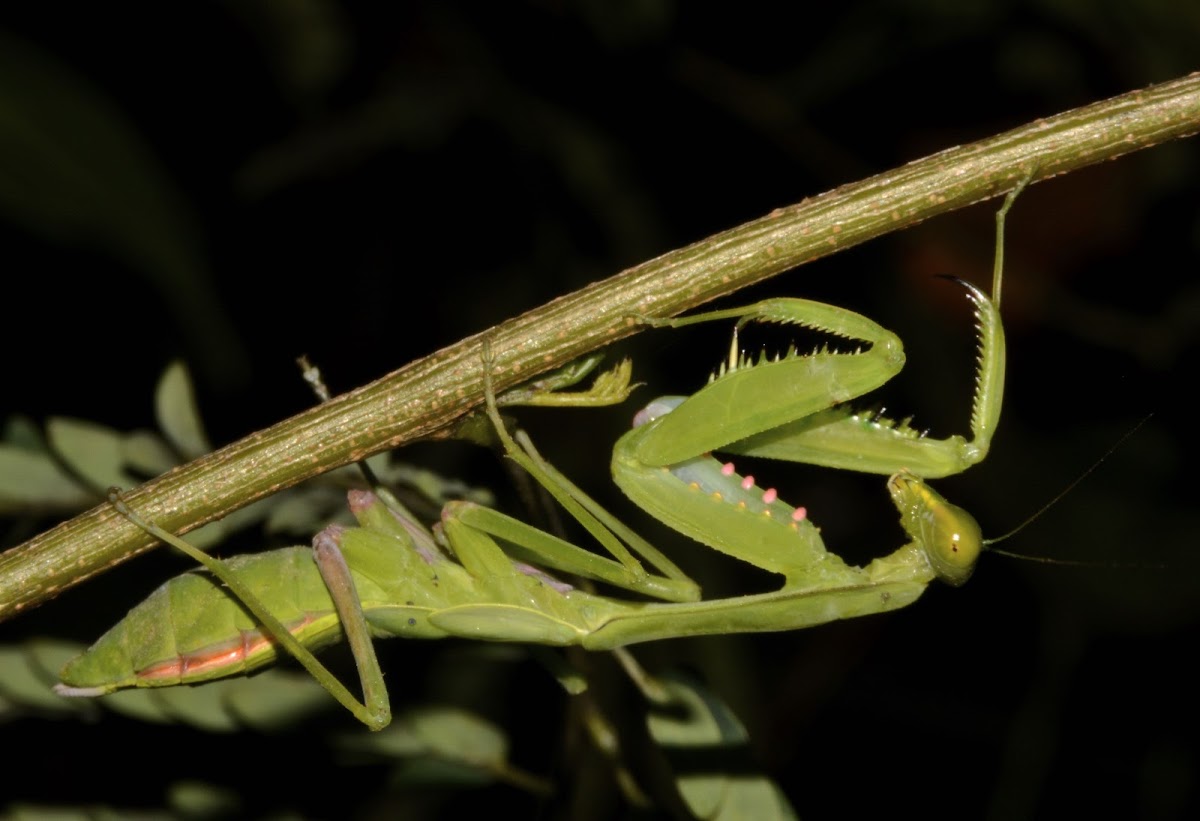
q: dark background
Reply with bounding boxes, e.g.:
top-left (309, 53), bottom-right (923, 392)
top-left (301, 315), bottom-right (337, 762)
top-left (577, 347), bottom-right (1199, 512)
top-left (0, 3), bottom-right (1197, 819)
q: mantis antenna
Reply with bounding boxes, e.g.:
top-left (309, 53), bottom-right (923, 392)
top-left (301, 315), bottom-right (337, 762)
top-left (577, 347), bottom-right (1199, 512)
top-left (985, 413), bottom-right (1157, 565)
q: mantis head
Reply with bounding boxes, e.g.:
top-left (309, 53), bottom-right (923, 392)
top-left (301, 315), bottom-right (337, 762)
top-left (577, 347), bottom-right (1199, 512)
top-left (887, 469), bottom-right (982, 587)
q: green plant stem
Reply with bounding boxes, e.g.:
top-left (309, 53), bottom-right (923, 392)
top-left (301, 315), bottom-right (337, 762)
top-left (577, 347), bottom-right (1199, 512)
top-left (2, 72), bottom-right (1199, 622)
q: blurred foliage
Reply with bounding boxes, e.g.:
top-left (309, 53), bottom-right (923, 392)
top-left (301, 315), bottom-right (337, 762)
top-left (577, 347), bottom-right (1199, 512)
top-left (0, 2), bottom-right (1197, 819)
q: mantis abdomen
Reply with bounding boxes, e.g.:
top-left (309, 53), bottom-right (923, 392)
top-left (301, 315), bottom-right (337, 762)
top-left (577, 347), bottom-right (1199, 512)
top-left (57, 491), bottom-right (633, 695)
top-left (58, 547), bottom-right (344, 691)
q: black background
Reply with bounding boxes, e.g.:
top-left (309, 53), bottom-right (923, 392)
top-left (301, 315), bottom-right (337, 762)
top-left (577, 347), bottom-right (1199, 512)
top-left (1, 4), bottom-right (1197, 819)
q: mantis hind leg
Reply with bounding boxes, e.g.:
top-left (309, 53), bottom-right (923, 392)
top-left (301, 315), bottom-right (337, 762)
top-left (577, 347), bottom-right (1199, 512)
top-left (102, 490), bottom-right (392, 730)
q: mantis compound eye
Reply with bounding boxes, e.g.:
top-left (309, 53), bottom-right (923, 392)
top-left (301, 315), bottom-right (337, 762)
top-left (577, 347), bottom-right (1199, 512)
top-left (632, 395), bottom-right (686, 429)
top-left (888, 470), bottom-right (982, 587)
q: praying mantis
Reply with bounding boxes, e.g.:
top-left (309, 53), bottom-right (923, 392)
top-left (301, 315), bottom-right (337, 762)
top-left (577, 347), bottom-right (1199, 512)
top-left (54, 180), bottom-right (1029, 732)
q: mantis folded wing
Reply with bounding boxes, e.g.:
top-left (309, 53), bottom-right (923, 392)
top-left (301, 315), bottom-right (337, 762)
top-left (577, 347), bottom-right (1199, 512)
top-left (55, 180), bottom-right (1028, 732)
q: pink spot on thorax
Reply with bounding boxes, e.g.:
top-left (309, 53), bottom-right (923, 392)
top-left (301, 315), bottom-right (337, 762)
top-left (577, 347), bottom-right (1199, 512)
top-left (762, 488), bottom-right (778, 504)
top-left (792, 506), bottom-right (807, 522)
top-left (513, 561), bottom-right (574, 594)
top-left (741, 475), bottom-right (755, 490)
top-left (721, 462), bottom-right (735, 476)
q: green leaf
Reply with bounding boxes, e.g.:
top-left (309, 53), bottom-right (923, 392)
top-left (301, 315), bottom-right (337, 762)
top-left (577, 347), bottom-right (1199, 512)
top-left (2, 415), bottom-right (46, 451)
top-left (128, 678), bottom-right (244, 734)
top-left (646, 673), bottom-right (798, 820)
top-left (336, 706), bottom-right (550, 793)
top-left (154, 362), bottom-right (211, 461)
top-left (0, 640), bottom-right (89, 718)
top-left (165, 780), bottom-right (242, 819)
top-left (121, 430), bottom-right (180, 479)
top-left (46, 417), bottom-right (137, 492)
top-left (343, 706), bottom-right (507, 763)
top-left (222, 669), bottom-right (339, 732)
top-left (0, 445), bottom-right (92, 515)
top-left (262, 485), bottom-right (350, 535)
top-left (95, 669), bottom-right (335, 731)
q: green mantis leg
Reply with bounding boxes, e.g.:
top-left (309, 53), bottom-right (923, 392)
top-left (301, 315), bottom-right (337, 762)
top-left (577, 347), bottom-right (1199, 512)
top-left (477, 340), bottom-right (700, 603)
top-left (79, 490), bottom-right (393, 730)
top-left (630, 279), bottom-right (1001, 479)
top-left (629, 178), bottom-right (1031, 481)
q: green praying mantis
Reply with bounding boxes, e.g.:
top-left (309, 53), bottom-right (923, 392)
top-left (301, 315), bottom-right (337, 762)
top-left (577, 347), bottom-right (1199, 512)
top-left (54, 180), bottom-right (1029, 732)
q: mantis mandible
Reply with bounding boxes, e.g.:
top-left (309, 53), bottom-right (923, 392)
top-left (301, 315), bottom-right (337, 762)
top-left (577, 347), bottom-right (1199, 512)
top-left (55, 178), bottom-right (1029, 731)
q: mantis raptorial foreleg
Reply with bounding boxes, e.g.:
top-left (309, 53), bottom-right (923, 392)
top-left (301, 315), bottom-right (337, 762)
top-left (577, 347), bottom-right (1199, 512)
top-left (451, 183), bottom-right (1029, 613)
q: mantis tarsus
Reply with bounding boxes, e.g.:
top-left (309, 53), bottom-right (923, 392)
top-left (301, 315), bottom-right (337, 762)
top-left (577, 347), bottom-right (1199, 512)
top-left (55, 179), bottom-right (1029, 732)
